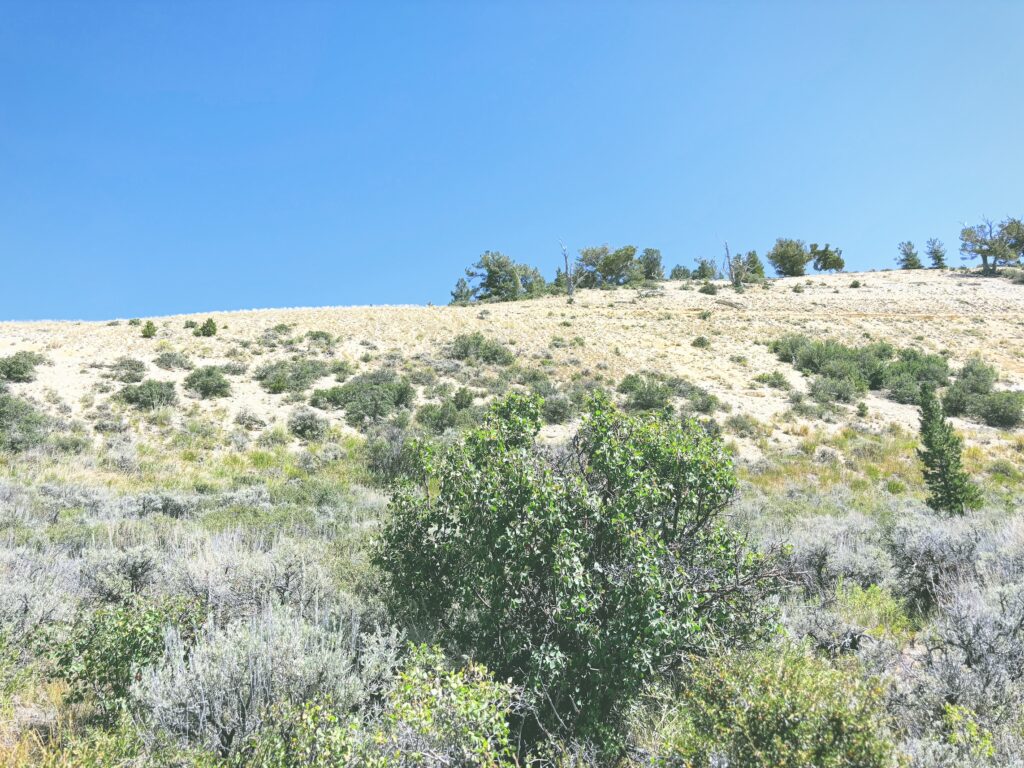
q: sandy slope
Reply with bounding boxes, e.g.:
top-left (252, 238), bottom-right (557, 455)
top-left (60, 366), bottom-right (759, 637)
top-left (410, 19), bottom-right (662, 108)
top-left (2, 269), bottom-right (1022, 452)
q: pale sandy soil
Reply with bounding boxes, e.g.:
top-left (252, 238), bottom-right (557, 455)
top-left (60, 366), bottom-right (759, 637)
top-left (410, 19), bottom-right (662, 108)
top-left (2, 269), bottom-right (1022, 455)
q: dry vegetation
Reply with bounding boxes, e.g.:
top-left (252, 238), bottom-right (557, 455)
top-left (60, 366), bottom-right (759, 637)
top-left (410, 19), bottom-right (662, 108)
top-left (1, 268), bottom-right (1023, 766)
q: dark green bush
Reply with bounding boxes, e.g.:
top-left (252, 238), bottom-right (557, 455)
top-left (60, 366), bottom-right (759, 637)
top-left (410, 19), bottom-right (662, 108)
top-left (453, 387), bottom-right (475, 410)
top-left (957, 354), bottom-right (997, 395)
top-left (193, 318), bottom-right (217, 337)
top-left (0, 391), bottom-right (49, 452)
top-left (312, 369), bottom-right (414, 428)
top-left (309, 386), bottom-right (347, 410)
top-left (154, 351), bottom-right (193, 371)
top-left (809, 375), bottom-right (863, 404)
top-left (141, 320), bottom-right (157, 338)
top-left (941, 383), bottom-right (971, 417)
top-left (416, 400), bottom-right (463, 434)
top-left (975, 391), bottom-right (1024, 429)
top-left (692, 335), bottom-right (711, 349)
top-left (885, 372), bottom-right (922, 405)
top-left (753, 371), bottom-right (791, 390)
top-left (330, 359), bottom-right (354, 381)
top-left (698, 282), bottom-right (718, 295)
top-left (617, 373), bottom-right (674, 411)
top-left (109, 357), bottom-right (146, 383)
top-left (119, 380), bottom-right (177, 410)
top-left (541, 394), bottom-right (573, 424)
top-left (376, 393), bottom-right (777, 750)
top-left (883, 347), bottom-right (949, 391)
top-left (450, 333), bottom-right (515, 366)
top-left (0, 351), bottom-right (46, 383)
top-left (771, 335), bottom-right (957, 409)
top-left (655, 649), bottom-right (897, 768)
top-left (255, 358), bottom-right (329, 394)
top-left (184, 366), bottom-right (231, 399)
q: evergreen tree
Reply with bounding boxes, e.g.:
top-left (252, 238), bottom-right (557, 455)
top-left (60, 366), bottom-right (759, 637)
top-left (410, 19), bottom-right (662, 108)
top-left (917, 386), bottom-right (982, 515)
top-left (925, 238), bottom-right (947, 269)
top-left (639, 247), bottom-right (665, 280)
top-left (810, 243), bottom-right (845, 272)
top-left (766, 238), bottom-right (811, 276)
top-left (450, 277), bottom-right (473, 305)
top-left (897, 241), bottom-right (923, 269)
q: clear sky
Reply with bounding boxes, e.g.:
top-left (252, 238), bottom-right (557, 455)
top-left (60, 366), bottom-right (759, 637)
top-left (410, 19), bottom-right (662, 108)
top-left (2, 1), bottom-right (1022, 320)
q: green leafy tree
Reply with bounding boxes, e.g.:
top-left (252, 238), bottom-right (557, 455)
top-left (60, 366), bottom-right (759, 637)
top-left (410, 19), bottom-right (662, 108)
top-left (462, 251), bottom-right (546, 302)
top-left (766, 238), bottom-right (811, 277)
top-left (925, 237), bottom-right (947, 269)
top-left (917, 386), bottom-right (982, 515)
top-left (450, 277), bottom-right (473, 305)
top-left (693, 258), bottom-right (718, 281)
top-left (669, 264), bottom-right (691, 280)
top-left (639, 247), bottom-right (665, 280)
top-left (960, 218), bottom-right (1022, 275)
top-left (897, 241), bottom-right (923, 269)
top-left (194, 318), bottom-right (217, 337)
top-left (574, 245), bottom-right (639, 288)
top-left (743, 250), bottom-right (766, 281)
top-left (375, 392), bottom-right (778, 752)
top-left (810, 243), bottom-right (844, 272)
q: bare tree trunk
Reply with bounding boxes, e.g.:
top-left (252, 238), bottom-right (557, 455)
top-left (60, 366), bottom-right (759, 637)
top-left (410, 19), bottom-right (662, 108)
top-left (561, 240), bottom-right (575, 298)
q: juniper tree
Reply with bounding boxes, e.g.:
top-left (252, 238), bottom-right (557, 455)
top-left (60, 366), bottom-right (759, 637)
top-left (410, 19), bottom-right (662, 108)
top-left (917, 386), bottom-right (982, 515)
top-left (925, 238), bottom-right (947, 269)
top-left (810, 242), bottom-right (844, 272)
top-left (897, 241), bottom-right (923, 269)
top-left (766, 238), bottom-right (811, 276)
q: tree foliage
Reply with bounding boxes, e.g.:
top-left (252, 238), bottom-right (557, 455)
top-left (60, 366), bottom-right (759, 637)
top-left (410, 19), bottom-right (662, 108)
top-left (457, 251), bottom-right (546, 303)
top-left (959, 217), bottom-right (1023, 275)
top-left (766, 238), bottom-right (811, 277)
top-left (639, 247), bottom-right (665, 281)
top-left (897, 241), bottom-right (923, 270)
top-left (810, 243), bottom-right (844, 272)
top-left (375, 392), bottom-right (778, 750)
top-left (917, 386), bottom-right (982, 515)
top-left (925, 237), bottom-right (947, 269)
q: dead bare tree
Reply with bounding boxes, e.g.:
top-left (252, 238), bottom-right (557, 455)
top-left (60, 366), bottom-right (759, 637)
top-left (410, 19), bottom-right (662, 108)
top-left (560, 240), bottom-right (575, 299)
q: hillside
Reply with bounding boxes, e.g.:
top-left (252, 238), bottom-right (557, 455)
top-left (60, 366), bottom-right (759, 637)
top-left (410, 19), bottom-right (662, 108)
top-left (3, 268), bottom-right (1024, 765)
top-left (3, 268), bottom-right (1021, 457)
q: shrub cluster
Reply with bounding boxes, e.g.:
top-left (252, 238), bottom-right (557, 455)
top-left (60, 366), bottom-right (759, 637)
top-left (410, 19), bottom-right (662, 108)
top-left (184, 366), bottom-right (232, 399)
top-left (943, 355), bottom-right (1022, 428)
top-left (255, 358), bottom-right (329, 394)
top-left (772, 334), bottom-right (949, 406)
top-left (109, 356), bottom-right (147, 383)
top-left (450, 332), bottom-right (515, 366)
top-left (0, 351), bottom-right (46, 383)
top-left (0, 391), bottom-right (49, 451)
top-left (310, 369), bottom-right (414, 428)
top-left (119, 379), bottom-right (177, 410)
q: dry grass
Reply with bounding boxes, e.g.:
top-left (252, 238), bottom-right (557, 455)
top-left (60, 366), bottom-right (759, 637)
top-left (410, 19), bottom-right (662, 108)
top-left (2, 269), bottom-right (1022, 462)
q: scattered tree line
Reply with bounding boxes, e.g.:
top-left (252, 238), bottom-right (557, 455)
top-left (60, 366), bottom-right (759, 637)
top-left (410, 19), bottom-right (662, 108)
top-left (896, 216), bottom-right (1022, 274)
top-left (450, 237), bottom-right (850, 304)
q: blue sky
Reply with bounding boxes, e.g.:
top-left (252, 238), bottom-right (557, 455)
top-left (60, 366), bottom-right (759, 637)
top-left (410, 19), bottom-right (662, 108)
top-left (2, 1), bottom-right (1022, 320)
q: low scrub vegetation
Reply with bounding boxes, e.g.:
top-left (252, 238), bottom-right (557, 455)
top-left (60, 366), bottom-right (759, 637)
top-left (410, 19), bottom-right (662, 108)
top-left (0, 351), bottom-right (46, 383)
top-left (119, 379), bottom-right (177, 410)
